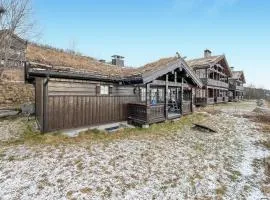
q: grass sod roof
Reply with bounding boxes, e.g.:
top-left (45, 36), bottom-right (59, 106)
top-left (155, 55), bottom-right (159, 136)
top-left (26, 44), bottom-right (137, 79)
top-left (186, 54), bottom-right (233, 77)
top-left (186, 55), bottom-right (223, 68)
top-left (26, 44), bottom-right (202, 86)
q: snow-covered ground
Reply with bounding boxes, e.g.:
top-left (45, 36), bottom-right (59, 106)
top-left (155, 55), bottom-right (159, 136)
top-left (0, 101), bottom-right (269, 199)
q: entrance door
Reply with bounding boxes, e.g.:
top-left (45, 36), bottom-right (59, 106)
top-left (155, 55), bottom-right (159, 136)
top-left (168, 87), bottom-right (181, 118)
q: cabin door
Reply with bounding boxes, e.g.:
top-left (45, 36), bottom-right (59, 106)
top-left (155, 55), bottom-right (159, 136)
top-left (168, 87), bottom-right (181, 118)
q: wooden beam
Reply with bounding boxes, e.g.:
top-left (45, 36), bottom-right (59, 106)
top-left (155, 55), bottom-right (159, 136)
top-left (181, 77), bottom-right (184, 115)
top-left (146, 83), bottom-right (151, 124)
top-left (42, 78), bottom-right (49, 133)
top-left (175, 71), bottom-right (178, 100)
top-left (151, 80), bottom-right (184, 87)
top-left (146, 83), bottom-right (150, 106)
top-left (165, 74), bottom-right (168, 119)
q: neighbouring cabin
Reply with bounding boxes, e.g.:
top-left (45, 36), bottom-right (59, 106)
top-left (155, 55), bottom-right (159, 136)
top-left (228, 70), bottom-right (246, 101)
top-left (26, 54), bottom-right (202, 133)
top-left (187, 49), bottom-right (232, 106)
top-left (0, 30), bottom-right (27, 68)
top-left (0, 30), bottom-right (28, 83)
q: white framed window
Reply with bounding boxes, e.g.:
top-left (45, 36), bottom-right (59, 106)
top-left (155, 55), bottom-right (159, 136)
top-left (100, 85), bottom-right (109, 95)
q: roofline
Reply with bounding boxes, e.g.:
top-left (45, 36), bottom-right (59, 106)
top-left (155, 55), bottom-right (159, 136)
top-left (26, 62), bottom-right (122, 83)
top-left (141, 58), bottom-right (203, 88)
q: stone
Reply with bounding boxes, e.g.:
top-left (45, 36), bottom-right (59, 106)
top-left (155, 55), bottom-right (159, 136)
top-left (21, 103), bottom-right (35, 114)
top-left (0, 110), bottom-right (19, 118)
top-left (142, 124), bottom-right (149, 129)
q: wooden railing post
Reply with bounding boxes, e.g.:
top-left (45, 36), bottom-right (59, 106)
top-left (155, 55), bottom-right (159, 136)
top-left (165, 74), bottom-right (169, 119)
top-left (146, 84), bottom-right (150, 124)
top-left (181, 77), bottom-right (184, 114)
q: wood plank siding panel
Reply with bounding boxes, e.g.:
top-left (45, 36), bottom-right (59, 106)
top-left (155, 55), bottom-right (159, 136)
top-left (44, 80), bottom-right (138, 132)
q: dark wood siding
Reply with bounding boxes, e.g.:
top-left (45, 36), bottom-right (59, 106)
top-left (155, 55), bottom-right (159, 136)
top-left (42, 79), bottom-right (138, 132)
top-left (35, 78), bottom-right (44, 130)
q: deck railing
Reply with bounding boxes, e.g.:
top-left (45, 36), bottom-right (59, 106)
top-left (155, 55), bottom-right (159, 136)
top-left (201, 78), bottom-right (229, 88)
top-left (127, 103), bottom-right (147, 124)
top-left (229, 85), bottom-right (244, 91)
top-left (182, 101), bottom-right (192, 114)
top-left (195, 97), bottom-right (207, 105)
top-left (127, 103), bottom-right (165, 125)
top-left (236, 85), bottom-right (244, 91)
top-left (216, 97), bottom-right (224, 103)
top-left (207, 98), bottom-right (215, 104)
top-left (149, 104), bottom-right (166, 123)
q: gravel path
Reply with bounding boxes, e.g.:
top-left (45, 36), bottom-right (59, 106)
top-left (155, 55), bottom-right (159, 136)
top-left (0, 117), bottom-right (26, 142)
top-left (0, 101), bottom-right (269, 199)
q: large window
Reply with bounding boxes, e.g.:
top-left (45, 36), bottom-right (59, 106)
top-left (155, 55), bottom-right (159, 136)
top-left (150, 88), bottom-right (164, 105)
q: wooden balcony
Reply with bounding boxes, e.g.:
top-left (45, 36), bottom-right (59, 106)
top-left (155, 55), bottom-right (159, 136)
top-left (236, 85), bottom-right (244, 91)
top-left (229, 85), bottom-right (244, 91)
top-left (201, 78), bottom-right (229, 88)
top-left (128, 101), bottom-right (192, 125)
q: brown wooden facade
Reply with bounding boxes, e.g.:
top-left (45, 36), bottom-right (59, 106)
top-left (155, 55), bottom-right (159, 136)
top-left (187, 50), bottom-right (232, 106)
top-left (0, 30), bottom-right (27, 68)
top-left (228, 70), bottom-right (246, 101)
top-left (27, 56), bottom-right (202, 133)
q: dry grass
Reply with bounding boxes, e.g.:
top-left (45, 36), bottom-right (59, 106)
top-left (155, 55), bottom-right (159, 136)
top-left (0, 112), bottom-right (207, 147)
top-left (26, 44), bottom-right (136, 77)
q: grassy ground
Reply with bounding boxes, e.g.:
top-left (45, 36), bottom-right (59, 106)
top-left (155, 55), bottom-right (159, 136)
top-left (0, 112), bottom-right (207, 147)
top-left (0, 101), bottom-right (270, 199)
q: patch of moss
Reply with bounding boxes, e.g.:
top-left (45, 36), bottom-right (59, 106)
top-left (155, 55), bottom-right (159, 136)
top-left (228, 170), bottom-right (242, 182)
top-left (8, 155), bottom-right (16, 162)
top-left (80, 187), bottom-right (92, 194)
top-left (216, 185), bottom-right (227, 196)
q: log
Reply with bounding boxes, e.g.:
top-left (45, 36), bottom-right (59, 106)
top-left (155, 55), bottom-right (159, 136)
top-left (0, 110), bottom-right (19, 118)
top-left (193, 123), bottom-right (217, 133)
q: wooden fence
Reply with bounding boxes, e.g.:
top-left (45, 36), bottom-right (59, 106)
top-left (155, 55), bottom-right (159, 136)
top-left (45, 95), bottom-right (136, 132)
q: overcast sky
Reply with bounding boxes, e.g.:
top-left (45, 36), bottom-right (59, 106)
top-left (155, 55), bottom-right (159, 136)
top-left (33, 0), bottom-right (270, 89)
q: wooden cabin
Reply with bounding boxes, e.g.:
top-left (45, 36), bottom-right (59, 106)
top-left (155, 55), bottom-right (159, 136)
top-left (228, 70), bottom-right (246, 101)
top-left (0, 30), bottom-right (27, 68)
top-left (186, 49), bottom-right (232, 106)
top-left (25, 46), bottom-right (202, 132)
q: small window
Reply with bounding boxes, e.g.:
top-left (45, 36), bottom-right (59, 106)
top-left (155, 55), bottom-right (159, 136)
top-left (140, 87), bottom-right (146, 102)
top-left (100, 85), bottom-right (109, 95)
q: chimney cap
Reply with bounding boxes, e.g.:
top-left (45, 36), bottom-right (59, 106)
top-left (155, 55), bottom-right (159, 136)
top-left (111, 55), bottom-right (125, 59)
top-left (204, 49), bottom-right (212, 53)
